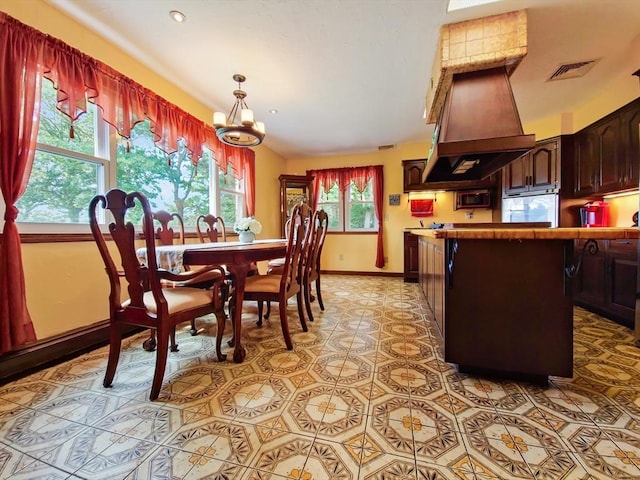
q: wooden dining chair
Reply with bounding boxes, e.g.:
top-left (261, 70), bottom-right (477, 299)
top-left (230, 205), bottom-right (307, 350)
top-left (266, 202), bottom-right (312, 274)
top-left (89, 189), bottom-right (228, 400)
top-left (196, 214), bottom-right (227, 243)
top-left (146, 209), bottom-right (222, 342)
top-left (301, 209), bottom-right (329, 322)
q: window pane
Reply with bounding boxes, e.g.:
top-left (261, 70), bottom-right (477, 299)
top-left (16, 151), bottom-right (99, 223)
top-left (218, 164), bottom-right (242, 191)
top-left (116, 122), bottom-right (211, 227)
top-left (220, 191), bottom-right (243, 228)
top-left (347, 181), bottom-right (377, 230)
top-left (349, 203), bottom-right (377, 229)
top-left (37, 79), bottom-right (97, 156)
top-left (320, 204), bottom-right (341, 229)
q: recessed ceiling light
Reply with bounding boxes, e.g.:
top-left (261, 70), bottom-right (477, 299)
top-left (269, 109), bottom-right (278, 114)
top-left (169, 10), bottom-right (186, 23)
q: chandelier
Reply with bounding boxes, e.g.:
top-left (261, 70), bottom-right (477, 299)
top-left (213, 74), bottom-right (265, 147)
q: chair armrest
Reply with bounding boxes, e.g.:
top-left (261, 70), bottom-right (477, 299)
top-left (157, 265), bottom-right (226, 282)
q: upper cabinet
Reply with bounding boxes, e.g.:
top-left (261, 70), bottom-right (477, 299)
top-left (572, 97), bottom-right (640, 198)
top-left (503, 137), bottom-right (561, 196)
top-left (620, 99), bottom-right (640, 191)
top-left (403, 159), bottom-right (427, 191)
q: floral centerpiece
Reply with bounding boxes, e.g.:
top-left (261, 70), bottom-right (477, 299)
top-left (234, 216), bottom-right (262, 243)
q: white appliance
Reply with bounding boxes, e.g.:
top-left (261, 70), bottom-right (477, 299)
top-left (502, 194), bottom-right (559, 227)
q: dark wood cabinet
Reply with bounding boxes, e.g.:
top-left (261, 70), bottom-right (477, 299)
top-left (596, 116), bottom-right (623, 192)
top-left (403, 231), bottom-right (419, 282)
top-left (573, 238), bottom-right (637, 328)
top-left (572, 97), bottom-right (640, 197)
top-left (620, 100), bottom-right (640, 190)
top-left (403, 160), bottom-right (426, 192)
top-left (503, 137), bottom-right (560, 196)
top-left (418, 234), bottom-right (573, 379)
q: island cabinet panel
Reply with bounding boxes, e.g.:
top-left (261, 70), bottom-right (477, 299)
top-left (418, 237), bottom-right (445, 336)
top-left (444, 238), bottom-right (574, 378)
top-left (417, 234), bottom-right (574, 379)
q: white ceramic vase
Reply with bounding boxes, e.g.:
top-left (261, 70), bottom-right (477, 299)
top-left (238, 231), bottom-right (255, 243)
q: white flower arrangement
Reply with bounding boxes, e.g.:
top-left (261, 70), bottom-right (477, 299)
top-left (234, 216), bottom-right (262, 234)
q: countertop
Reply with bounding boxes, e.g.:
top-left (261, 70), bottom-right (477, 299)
top-left (410, 227), bottom-right (640, 240)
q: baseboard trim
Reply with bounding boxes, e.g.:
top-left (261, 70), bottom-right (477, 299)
top-left (321, 270), bottom-right (402, 277)
top-left (0, 321), bottom-right (141, 385)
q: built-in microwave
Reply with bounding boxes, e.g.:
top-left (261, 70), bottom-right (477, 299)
top-left (455, 189), bottom-right (492, 210)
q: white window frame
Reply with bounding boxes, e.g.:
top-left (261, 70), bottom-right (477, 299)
top-left (317, 179), bottom-right (377, 233)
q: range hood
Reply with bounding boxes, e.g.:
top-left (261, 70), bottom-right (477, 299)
top-left (422, 66), bottom-right (535, 184)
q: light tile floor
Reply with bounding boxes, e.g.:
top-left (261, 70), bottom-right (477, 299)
top-left (1, 275), bottom-right (640, 479)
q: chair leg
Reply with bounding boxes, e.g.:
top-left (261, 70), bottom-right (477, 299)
top-left (215, 308), bottom-right (227, 362)
top-left (189, 319), bottom-right (198, 336)
top-left (296, 291), bottom-right (308, 332)
top-left (279, 302), bottom-right (293, 350)
top-left (304, 281), bottom-right (314, 322)
top-left (264, 301), bottom-right (271, 319)
top-left (170, 326), bottom-right (179, 352)
top-left (257, 300), bottom-right (264, 327)
top-left (150, 325), bottom-right (170, 401)
top-left (316, 277), bottom-right (325, 311)
top-left (103, 322), bottom-right (123, 388)
top-left (143, 330), bottom-right (157, 351)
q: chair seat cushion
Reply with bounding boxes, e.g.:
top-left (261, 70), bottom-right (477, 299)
top-left (244, 274), bottom-right (281, 294)
top-left (123, 288), bottom-right (213, 314)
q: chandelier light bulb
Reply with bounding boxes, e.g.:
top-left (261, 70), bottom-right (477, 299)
top-left (241, 109), bottom-right (254, 126)
top-left (213, 112), bottom-right (226, 127)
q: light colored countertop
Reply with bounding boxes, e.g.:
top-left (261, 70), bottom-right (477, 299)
top-left (410, 227), bottom-right (640, 240)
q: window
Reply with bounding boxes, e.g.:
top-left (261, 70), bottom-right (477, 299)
top-left (16, 80), bottom-right (109, 228)
top-left (14, 79), bottom-right (246, 232)
top-left (317, 178), bottom-right (378, 232)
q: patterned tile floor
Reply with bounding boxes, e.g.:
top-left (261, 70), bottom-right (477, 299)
top-left (1, 275), bottom-right (640, 479)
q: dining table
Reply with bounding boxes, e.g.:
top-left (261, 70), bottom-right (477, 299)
top-left (137, 238), bottom-right (288, 363)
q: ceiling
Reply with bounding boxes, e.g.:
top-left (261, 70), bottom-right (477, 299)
top-left (48, 0), bottom-right (640, 160)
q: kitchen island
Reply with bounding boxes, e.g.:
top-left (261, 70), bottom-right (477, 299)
top-left (411, 227), bottom-right (639, 380)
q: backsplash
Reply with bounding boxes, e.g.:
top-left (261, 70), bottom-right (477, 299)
top-left (606, 192), bottom-right (639, 227)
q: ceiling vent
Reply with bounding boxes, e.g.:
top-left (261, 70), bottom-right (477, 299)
top-left (378, 144), bottom-right (396, 151)
top-left (547, 60), bottom-right (599, 81)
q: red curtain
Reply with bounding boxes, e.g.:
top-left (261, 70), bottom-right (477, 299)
top-left (0, 13), bottom-right (257, 352)
top-left (307, 165), bottom-right (385, 268)
top-left (243, 153), bottom-right (256, 216)
top-left (0, 14), bottom-right (41, 353)
top-left (371, 166), bottom-right (385, 268)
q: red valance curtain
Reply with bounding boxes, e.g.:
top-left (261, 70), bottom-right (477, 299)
top-left (0, 13), bottom-right (256, 353)
top-left (307, 165), bottom-right (385, 268)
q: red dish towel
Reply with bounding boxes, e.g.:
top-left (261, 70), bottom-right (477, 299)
top-left (410, 199), bottom-right (434, 217)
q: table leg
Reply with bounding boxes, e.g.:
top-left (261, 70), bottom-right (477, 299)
top-left (228, 262), bottom-right (249, 363)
